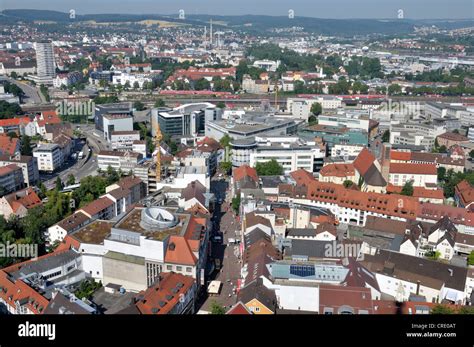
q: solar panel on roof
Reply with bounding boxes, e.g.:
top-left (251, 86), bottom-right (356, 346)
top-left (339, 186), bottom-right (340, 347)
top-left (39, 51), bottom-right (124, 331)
top-left (290, 264), bottom-right (315, 277)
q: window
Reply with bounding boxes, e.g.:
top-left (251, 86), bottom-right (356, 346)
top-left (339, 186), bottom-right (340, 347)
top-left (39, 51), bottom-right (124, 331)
top-left (176, 266), bottom-right (182, 271)
top-left (255, 307), bottom-right (260, 312)
top-left (186, 267), bottom-right (192, 273)
top-left (166, 265), bottom-right (172, 270)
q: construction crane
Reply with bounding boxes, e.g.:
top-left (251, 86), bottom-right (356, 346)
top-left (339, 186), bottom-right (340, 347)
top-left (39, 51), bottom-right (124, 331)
top-left (153, 119), bottom-right (163, 182)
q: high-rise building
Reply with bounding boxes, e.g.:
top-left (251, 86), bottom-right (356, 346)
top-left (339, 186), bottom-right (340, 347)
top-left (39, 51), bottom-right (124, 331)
top-left (34, 41), bottom-right (56, 83)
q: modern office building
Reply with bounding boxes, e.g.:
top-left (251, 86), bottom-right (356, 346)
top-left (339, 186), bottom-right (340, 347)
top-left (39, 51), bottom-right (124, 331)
top-left (34, 41), bottom-right (56, 84)
top-left (151, 103), bottom-right (219, 137)
top-left (206, 112), bottom-right (301, 141)
top-left (247, 136), bottom-right (325, 174)
top-left (94, 103), bottom-right (133, 132)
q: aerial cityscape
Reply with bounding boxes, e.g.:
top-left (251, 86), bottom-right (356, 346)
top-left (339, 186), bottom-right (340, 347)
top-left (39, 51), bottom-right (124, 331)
top-left (1, 2), bottom-right (474, 331)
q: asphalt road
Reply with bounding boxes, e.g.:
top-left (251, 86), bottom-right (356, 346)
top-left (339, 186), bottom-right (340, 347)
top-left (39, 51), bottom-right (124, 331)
top-left (41, 124), bottom-right (109, 189)
top-left (0, 76), bottom-right (44, 104)
top-left (197, 177), bottom-right (242, 313)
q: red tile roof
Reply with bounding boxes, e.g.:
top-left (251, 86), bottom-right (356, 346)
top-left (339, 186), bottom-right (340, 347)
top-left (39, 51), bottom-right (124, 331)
top-left (234, 165), bottom-right (258, 183)
top-left (0, 117), bottom-right (30, 127)
top-left (0, 134), bottom-right (19, 156)
top-left (437, 132), bottom-right (469, 142)
top-left (0, 163), bottom-right (21, 176)
top-left (353, 148), bottom-right (375, 176)
top-left (390, 150), bottom-right (411, 161)
top-left (290, 169), bottom-right (316, 186)
top-left (226, 301), bottom-right (252, 314)
top-left (2, 187), bottom-right (42, 212)
top-left (455, 180), bottom-right (474, 207)
top-left (0, 269), bottom-right (49, 314)
top-left (319, 284), bottom-right (374, 314)
top-left (164, 235), bottom-right (197, 266)
top-left (135, 272), bottom-right (194, 314)
top-left (389, 163), bottom-right (437, 175)
top-left (79, 197), bottom-right (114, 217)
top-left (319, 163), bottom-right (355, 177)
top-left (386, 184), bottom-right (444, 200)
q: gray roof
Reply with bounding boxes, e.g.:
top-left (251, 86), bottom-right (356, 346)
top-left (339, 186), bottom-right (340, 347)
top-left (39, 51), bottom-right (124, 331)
top-left (287, 228), bottom-right (317, 237)
top-left (361, 249), bottom-right (468, 291)
top-left (43, 292), bottom-right (92, 315)
top-left (244, 228), bottom-right (271, 248)
top-left (238, 278), bottom-right (276, 311)
top-left (10, 250), bottom-right (80, 280)
top-left (285, 239), bottom-right (335, 259)
top-left (363, 164), bottom-right (386, 187)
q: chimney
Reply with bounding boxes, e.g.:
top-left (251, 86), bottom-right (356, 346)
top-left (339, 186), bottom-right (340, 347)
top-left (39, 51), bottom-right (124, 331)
top-left (416, 280), bottom-right (421, 295)
top-left (448, 269), bottom-right (453, 277)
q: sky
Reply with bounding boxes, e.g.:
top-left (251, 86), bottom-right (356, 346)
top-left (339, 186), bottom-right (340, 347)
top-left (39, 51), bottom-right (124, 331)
top-left (1, 0), bottom-right (473, 19)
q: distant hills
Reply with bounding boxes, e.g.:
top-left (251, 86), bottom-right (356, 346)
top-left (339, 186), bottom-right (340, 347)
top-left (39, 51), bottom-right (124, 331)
top-left (2, 9), bottom-right (474, 36)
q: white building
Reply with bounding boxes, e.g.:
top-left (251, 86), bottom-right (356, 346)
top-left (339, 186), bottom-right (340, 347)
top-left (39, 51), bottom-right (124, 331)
top-left (286, 97), bottom-right (342, 121)
top-left (97, 150), bottom-right (142, 171)
top-left (112, 72), bottom-right (153, 89)
top-left (330, 144), bottom-right (364, 158)
top-left (103, 114), bottom-right (134, 142)
top-left (249, 136), bottom-right (325, 174)
top-left (110, 131), bottom-right (141, 150)
top-left (388, 163), bottom-right (438, 188)
top-left (33, 143), bottom-right (63, 172)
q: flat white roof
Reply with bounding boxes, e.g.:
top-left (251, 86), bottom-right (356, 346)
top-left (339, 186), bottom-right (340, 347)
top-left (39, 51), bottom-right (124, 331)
top-left (207, 280), bottom-right (222, 294)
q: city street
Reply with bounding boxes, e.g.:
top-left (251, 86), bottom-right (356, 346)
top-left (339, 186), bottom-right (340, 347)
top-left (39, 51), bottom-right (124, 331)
top-left (41, 124), bottom-right (109, 189)
top-left (197, 177), bottom-right (242, 313)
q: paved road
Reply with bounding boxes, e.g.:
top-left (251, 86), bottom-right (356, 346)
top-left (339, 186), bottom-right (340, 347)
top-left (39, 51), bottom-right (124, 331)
top-left (0, 76), bottom-right (44, 104)
top-left (197, 177), bottom-right (242, 313)
top-left (41, 124), bottom-right (109, 189)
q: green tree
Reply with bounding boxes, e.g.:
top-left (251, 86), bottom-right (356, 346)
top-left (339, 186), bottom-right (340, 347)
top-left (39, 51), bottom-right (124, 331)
top-left (310, 102), bottom-right (322, 117)
top-left (134, 101), bottom-right (145, 111)
top-left (400, 180), bottom-right (414, 196)
top-left (255, 159), bottom-right (284, 176)
top-left (55, 177), bottom-right (63, 192)
top-left (458, 306), bottom-right (474, 314)
top-left (231, 195), bottom-right (241, 214)
top-left (308, 115), bottom-right (318, 125)
top-left (20, 135), bottom-right (32, 156)
top-left (219, 134), bottom-right (232, 149)
top-left (437, 167), bottom-right (446, 181)
top-left (219, 161), bottom-right (232, 174)
top-left (388, 84), bottom-right (402, 96)
top-left (154, 99), bottom-right (166, 108)
top-left (210, 300), bottom-right (226, 314)
top-left (468, 251), bottom-right (474, 266)
top-left (194, 78), bottom-right (211, 91)
top-left (38, 182), bottom-right (47, 198)
top-left (216, 101), bottom-right (226, 109)
top-left (66, 174), bottom-right (76, 186)
top-left (431, 304), bottom-right (455, 314)
top-left (382, 129), bottom-right (390, 143)
top-left (343, 180), bottom-right (354, 188)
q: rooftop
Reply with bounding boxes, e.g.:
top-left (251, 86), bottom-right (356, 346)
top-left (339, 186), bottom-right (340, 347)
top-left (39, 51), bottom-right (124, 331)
top-left (114, 207), bottom-right (190, 241)
top-left (71, 221), bottom-right (113, 245)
